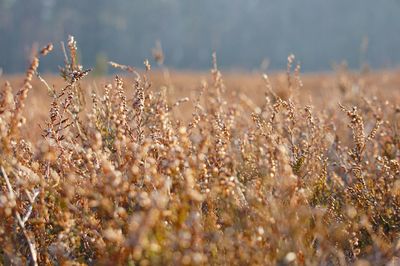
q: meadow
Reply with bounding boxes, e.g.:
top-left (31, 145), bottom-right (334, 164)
top-left (0, 38), bottom-right (399, 265)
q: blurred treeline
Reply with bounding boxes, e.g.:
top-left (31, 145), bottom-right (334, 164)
top-left (1, 0), bottom-right (400, 73)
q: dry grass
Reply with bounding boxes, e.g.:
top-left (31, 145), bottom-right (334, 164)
top-left (0, 38), bottom-right (399, 265)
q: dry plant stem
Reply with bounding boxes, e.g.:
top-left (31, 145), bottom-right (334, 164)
top-left (22, 189), bottom-right (40, 224)
top-left (1, 166), bottom-right (38, 266)
top-left (36, 71), bottom-right (55, 96)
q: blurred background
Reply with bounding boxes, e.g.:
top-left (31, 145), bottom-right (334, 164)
top-left (1, 0), bottom-right (400, 73)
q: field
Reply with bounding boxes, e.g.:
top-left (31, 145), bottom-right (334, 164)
top-left (0, 40), bottom-right (400, 265)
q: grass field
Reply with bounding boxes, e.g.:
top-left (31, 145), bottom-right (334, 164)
top-left (0, 40), bottom-right (399, 265)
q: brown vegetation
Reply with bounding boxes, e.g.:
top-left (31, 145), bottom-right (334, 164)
top-left (0, 38), bottom-right (399, 265)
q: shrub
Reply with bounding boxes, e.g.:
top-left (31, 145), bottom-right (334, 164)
top-left (0, 37), bottom-right (399, 265)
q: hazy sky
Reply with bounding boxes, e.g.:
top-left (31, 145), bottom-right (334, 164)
top-left (1, 0), bottom-right (400, 72)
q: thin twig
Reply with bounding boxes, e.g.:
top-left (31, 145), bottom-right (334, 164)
top-left (1, 166), bottom-right (39, 266)
top-left (61, 41), bottom-right (69, 66)
top-left (36, 71), bottom-right (55, 96)
top-left (22, 189), bottom-right (40, 224)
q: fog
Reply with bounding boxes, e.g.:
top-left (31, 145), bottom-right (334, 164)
top-left (1, 0), bottom-right (400, 73)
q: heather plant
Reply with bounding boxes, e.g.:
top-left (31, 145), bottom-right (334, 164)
top-left (0, 37), bottom-right (399, 265)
